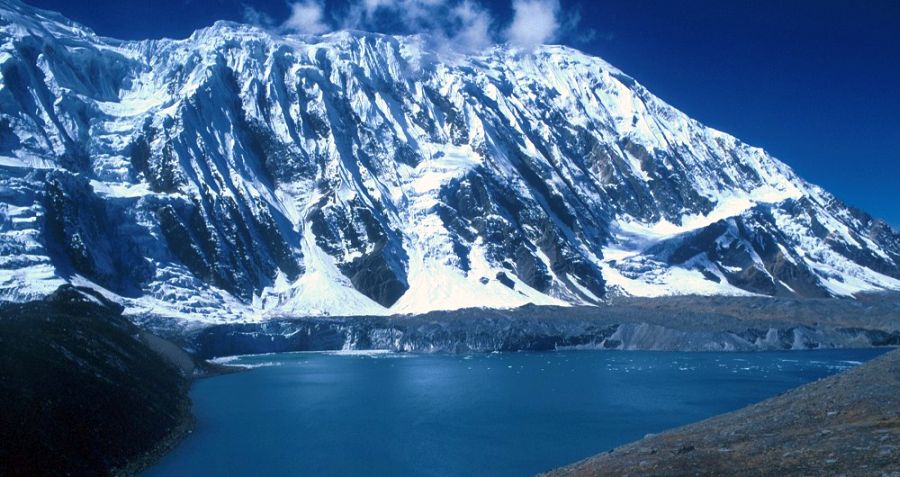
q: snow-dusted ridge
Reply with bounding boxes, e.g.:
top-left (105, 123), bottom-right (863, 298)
top-left (1, 0), bottom-right (898, 323)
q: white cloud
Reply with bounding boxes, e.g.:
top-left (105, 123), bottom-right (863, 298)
top-left (242, 5), bottom-right (275, 27)
top-left (360, 0), bottom-right (450, 29)
top-left (342, 0), bottom-right (419, 32)
top-left (271, 0), bottom-right (573, 52)
top-left (448, 0), bottom-right (493, 52)
top-left (363, 0), bottom-right (395, 16)
top-left (282, 0), bottom-right (330, 35)
top-left (339, 0), bottom-right (493, 52)
top-left (505, 0), bottom-right (561, 48)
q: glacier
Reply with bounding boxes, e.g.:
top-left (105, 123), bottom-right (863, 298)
top-left (1, 0), bottom-right (899, 323)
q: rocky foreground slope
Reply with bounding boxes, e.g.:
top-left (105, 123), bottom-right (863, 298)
top-left (0, 286), bottom-right (196, 476)
top-left (542, 348), bottom-right (900, 477)
top-left (1, 0), bottom-right (899, 322)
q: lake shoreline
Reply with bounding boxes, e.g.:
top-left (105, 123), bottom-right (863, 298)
top-left (116, 362), bottom-right (245, 477)
top-left (112, 390), bottom-right (195, 477)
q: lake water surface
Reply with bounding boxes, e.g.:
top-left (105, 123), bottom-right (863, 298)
top-left (145, 349), bottom-right (887, 477)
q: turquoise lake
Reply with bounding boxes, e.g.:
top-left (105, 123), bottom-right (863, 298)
top-left (144, 349), bottom-right (887, 477)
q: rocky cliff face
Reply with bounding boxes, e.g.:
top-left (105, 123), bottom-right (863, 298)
top-left (1, 0), bottom-right (898, 322)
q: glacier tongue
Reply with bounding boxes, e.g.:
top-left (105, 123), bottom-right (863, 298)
top-left (0, 0), bottom-right (899, 322)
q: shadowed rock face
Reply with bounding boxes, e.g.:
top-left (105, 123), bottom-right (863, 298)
top-left (0, 286), bottom-right (192, 477)
top-left (644, 208), bottom-right (831, 298)
top-left (541, 349), bottom-right (900, 477)
top-left (308, 195), bottom-right (409, 307)
top-left (0, 0), bottom-right (899, 320)
top-left (41, 171), bottom-right (153, 296)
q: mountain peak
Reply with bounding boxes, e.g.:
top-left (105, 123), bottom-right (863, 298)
top-left (1, 2), bottom-right (898, 322)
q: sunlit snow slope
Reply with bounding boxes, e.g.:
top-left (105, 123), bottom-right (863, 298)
top-left (1, 0), bottom-right (898, 322)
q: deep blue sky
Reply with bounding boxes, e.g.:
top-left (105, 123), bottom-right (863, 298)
top-left (24, 0), bottom-right (900, 227)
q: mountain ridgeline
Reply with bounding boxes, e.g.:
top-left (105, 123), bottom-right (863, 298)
top-left (1, 0), bottom-right (899, 321)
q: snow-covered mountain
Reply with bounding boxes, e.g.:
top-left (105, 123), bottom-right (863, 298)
top-left (1, 0), bottom-right (898, 322)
